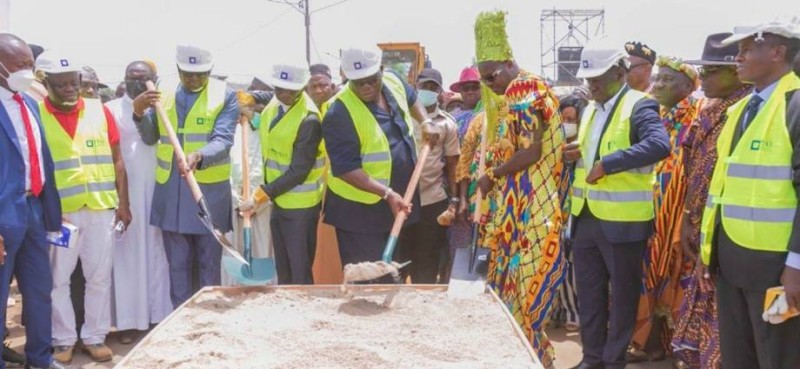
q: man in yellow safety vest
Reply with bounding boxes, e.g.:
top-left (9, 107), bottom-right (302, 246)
top-left (36, 50), bottom-right (130, 364)
top-left (697, 17), bottom-right (800, 369)
top-left (320, 45), bottom-right (436, 275)
top-left (563, 37), bottom-right (670, 369)
top-left (132, 45), bottom-right (238, 307)
top-left (239, 60), bottom-right (325, 285)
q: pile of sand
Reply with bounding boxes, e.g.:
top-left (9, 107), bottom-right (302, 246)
top-left (122, 288), bottom-right (535, 369)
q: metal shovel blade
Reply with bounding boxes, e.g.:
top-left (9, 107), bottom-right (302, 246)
top-left (222, 255), bottom-right (276, 285)
top-left (222, 226), bottom-right (275, 285)
top-left (195, 198), bottom-right (249, 265)
top-left (447, 246), bottom-right (488, 298)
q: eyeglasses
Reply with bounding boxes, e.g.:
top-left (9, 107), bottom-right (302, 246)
top-left (351, 72), bottom-right (382, 88)
top-left (480, 65), bottom-right (505, 84)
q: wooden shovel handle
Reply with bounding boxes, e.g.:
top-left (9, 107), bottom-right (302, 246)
top-left (145, 81), bottom-right (204, 203)
top-left (389, 144), bottom-right (431, 237)
top-left (239, 115), bottom-right (253, 227)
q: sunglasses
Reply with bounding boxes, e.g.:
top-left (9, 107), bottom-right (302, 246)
top-left (351, 72), bottom-right (382, 88)
top-left (698, 65), bottom-right (728, 79)
top-left (480, 65), bottom-right (505, 83)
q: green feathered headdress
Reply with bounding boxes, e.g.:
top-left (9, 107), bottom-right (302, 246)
top-left (474, 11), bottom-right (514, 63)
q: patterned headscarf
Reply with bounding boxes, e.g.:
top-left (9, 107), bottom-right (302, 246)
top-left (656, 56), bottom-right (699, 89)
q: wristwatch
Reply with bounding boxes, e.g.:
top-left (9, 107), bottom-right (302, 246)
top-left (382, 187), bottom-right (394, 200)
top-left (449, 197), bottom-right (460, 206)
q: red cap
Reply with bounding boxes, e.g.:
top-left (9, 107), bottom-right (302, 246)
top-left (449, 66), bottom-right (480, 93)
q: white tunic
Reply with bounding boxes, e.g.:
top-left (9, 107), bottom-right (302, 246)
top-left (107, 96), bottom-right (172, 330)
top-left (221, 116), bottom-right (275, 286)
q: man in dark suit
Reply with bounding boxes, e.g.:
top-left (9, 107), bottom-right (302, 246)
top-left (563, 37), bottom-right (670, 369)
top-left (0, 33), bottom-right (66, 369)
top-left (697, 19), bottom-right (800, 369)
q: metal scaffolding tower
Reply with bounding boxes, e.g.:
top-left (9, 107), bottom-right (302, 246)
top-left (540, 9), bottom-right (605, 86)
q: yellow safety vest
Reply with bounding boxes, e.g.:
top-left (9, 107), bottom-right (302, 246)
top-left (700, 73), bottom-right (800, 264)
top-left (155, 79), bottom-right (230, 184)
top-left (327, 73), bottom-right (416, 204)
top-left (40, 99), bottom-right (118, 213)
top-left (571, 88), bottom-right (656, 221)
top-left (260, 92), bottom-right (326, 209)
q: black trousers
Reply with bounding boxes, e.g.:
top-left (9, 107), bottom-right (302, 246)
top-left (396, 200), bottom-right (449, 284)
top-left (572, 212), bottom-right (646, 369)
top-left (269, 205), bottom-right (320, 285)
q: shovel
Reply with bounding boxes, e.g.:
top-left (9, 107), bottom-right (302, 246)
top-left (222, 115), bottom-right (276, 285)
top-left (448, 113), bottom-right (489, 298)
top-left (145, 81), bottom-right (248, 266)
top-left (342, 144), bottom-right (431, 285)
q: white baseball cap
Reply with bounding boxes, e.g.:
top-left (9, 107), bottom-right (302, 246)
top-left (340, 46), bottom-right (382, 81)
top-left (35, 50), bottom-right (81, 74)
top-left (268, 60), bottom-right (310, 91)
top-left (176, 44), bottom-right (214, 73)
top-left (721, 16), bottom-right (800, 46)
top-left (576, 36), bottom-right (629, 79)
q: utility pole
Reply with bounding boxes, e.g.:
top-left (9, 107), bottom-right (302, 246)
top-left (267, 0), bottom-right (349, 64)
top-left (304, 0), bottom-right (311, 64)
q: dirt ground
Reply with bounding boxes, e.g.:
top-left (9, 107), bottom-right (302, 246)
top-left (5, 289), bottom-right (673, 369)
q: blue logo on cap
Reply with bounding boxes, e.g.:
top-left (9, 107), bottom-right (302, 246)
top-left (582, 60), bottom-right (590, 68)
top-left (280, 72), bottom-right (289, 80)
top-left (189, 57), bottom-right (197, 64)
top-left (354, 62), bottom-right (363, 70)
top-left (60, 59), bottom-right (69, 67)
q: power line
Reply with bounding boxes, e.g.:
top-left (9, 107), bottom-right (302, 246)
top-left (310, 30), bottom-right (322, 63)
top-left (216, 7), bottom-right (294, 52)
top-left (311, 0), bottom-right (349, 14)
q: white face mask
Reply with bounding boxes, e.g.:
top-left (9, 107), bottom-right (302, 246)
top-left (563, 123), bottom-right (578, 140)
top-left (0, 61), bottom-right (36, 93)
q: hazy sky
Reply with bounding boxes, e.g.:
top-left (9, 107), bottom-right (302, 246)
top-left (2, 0), bottom-right (791, 88)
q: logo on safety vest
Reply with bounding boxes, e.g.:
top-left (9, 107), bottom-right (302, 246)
top-left (85, 139), bottom-right (104, 148)
top-left (196, 118), bottom-right (205, 125)
top-left (750, 140), bottom-right (774, 151)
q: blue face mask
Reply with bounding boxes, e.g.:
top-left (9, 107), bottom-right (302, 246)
top-left (417, 89), bottom-right (439, 108)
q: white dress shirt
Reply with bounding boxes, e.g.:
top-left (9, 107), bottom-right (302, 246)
top-left (587, 86), bottom-right (626, 163)
top-left (0, 85), bottom-right (46, 190)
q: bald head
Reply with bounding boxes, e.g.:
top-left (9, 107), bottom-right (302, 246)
top-left (124, 60), bottom-right (157, 99)
top-left (0, 34), bottom-right (35, 92)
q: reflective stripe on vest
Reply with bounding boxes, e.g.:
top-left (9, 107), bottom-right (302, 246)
top-left (260, 92), bottom-right (326, 209)
top-left (40, 98), bottom-right (118, 213)
top-left (326, 73), bottom-right (415, 204)
top-left (155, 79), bottom-right (229, 184)
top-left (700, 73), bottom-right (800, 264)
top-left (570, 88), bottom-right (655, 221)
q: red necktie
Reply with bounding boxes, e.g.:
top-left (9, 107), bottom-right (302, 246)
top-left (12, 93), bottom-right (43, 196)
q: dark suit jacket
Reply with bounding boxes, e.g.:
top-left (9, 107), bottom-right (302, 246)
top-left (0, 92), bottom-right (62, 247)
top-left (572, 86), bottom-right (671, 244)
top-left (714, 83), bottom-right (800, 290)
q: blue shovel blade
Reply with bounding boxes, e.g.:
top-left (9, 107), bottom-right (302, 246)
top-left (222, 255), bottom-right (276, 285)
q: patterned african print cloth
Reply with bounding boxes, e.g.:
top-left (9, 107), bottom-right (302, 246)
top-left (670, 85), bottom-right (750, 369)
top-left (633, 95), bottom-right (701, 352)
top-left (449, 107), bottom-right (488, 249)
top-left (482, 70), bottom-right (566, 368)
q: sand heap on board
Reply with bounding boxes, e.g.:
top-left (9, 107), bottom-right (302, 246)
top-left (122, 288), bottom-right (535, 369)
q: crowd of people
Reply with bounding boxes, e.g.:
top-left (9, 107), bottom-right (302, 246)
top-left (1, 9), bottom-right (800, 369)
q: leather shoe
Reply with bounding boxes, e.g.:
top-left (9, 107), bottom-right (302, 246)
top-left (570, 362), bottom-right (603, 369)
